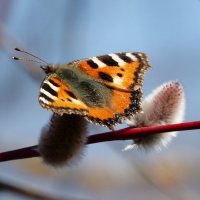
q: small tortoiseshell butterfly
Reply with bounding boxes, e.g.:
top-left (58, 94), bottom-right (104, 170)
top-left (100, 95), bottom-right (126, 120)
top-left (13, 49), bottom-right (151, 130)
top-left (38, 52), bottom-right (151, 130)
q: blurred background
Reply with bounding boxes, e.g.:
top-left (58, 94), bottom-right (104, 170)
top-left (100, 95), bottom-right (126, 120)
top-left (0, 0), bottom-right (200, 199)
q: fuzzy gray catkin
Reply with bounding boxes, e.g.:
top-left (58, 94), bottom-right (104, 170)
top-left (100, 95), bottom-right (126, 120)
top-left (125, 81), bottom-right (185, 150)
top-left (38, 113), bottom-right (87, 166)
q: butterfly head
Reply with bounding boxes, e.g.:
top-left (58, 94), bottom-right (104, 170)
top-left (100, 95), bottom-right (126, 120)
top-left (40, 65), bottom-right (55, 74)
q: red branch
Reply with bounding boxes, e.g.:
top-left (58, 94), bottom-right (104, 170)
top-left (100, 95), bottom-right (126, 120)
top-left (0, 120), bottom-right (200, 162)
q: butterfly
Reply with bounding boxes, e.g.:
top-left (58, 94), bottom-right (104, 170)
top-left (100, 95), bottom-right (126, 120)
top-left (38, 52), bottom-right (151, 130)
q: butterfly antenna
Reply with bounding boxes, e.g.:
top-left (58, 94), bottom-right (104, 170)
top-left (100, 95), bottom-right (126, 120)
top-left (14, 48), bottom-right (49, 65)
top-left (12, 56), bottom-right (48, 64)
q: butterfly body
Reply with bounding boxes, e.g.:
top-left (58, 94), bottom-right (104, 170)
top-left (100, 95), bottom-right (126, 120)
top-left (39, 52), bottom-right (151, 130)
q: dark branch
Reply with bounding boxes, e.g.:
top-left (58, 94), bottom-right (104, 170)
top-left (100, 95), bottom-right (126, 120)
top-left (0, 120), bottom-right (200, 162)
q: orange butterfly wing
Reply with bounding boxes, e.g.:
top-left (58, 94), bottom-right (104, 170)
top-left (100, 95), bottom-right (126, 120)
top-left (39, 52), bottom-right (151, 130)
top-left (79, 52), bottom-right (150, 91)
top-left (39, 76), bottom-right (88, 115)
top-left (78, 52), bottom-right (151, 128)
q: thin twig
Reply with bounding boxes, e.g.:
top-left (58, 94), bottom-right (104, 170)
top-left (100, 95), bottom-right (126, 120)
top-left (0, 179), bottom-right (79, 200)
top-left (0, 120), bottom-right (200, 162)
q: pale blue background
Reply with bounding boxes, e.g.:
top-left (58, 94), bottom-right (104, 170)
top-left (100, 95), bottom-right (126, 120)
top-left (0, 0), bottom-right (200, 199)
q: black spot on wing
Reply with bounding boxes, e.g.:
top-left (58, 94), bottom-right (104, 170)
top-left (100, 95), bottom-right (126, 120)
top-left (117, 53), bottom-right (133, 63)
top-left (65, 90), bottom-right (77, 99)
top-left (87, 59), bottom-right (98, 69)
top-left (117, 73), bottom-right (123, 77)
top-left (42, 83), bottom-right (58, 97)
top-left (97, 55), bottom-right (118, 66)
top-left (99, 72), bottom-right (113, 82)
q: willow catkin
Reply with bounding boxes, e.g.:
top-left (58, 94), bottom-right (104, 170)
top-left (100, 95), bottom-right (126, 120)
top-left (38, 113), bottom-right (87, 166)
top-left (125, 81), bottom-right (185, 150)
